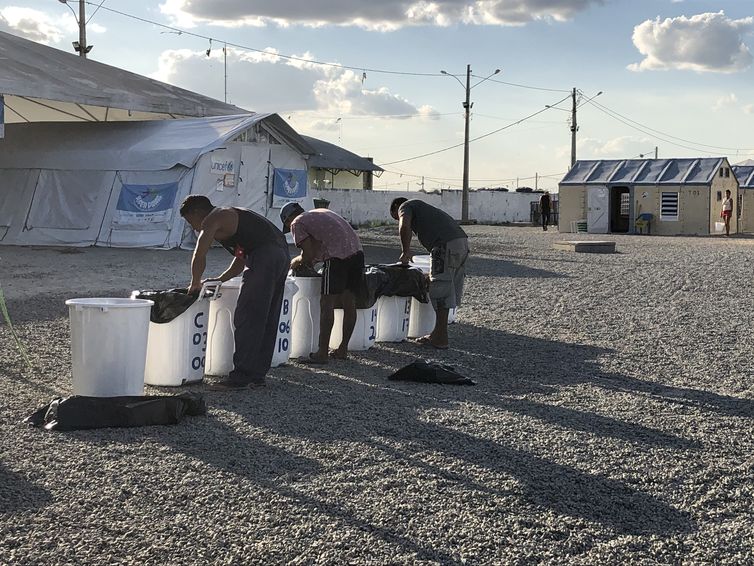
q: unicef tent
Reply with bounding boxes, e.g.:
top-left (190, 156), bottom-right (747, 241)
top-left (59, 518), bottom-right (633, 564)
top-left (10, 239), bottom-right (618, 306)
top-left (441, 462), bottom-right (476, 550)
top-left (0, 114), bottom-right (314, 248)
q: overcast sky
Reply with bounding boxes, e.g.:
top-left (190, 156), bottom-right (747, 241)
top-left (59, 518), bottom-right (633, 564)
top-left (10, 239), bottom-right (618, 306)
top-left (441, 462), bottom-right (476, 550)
top-left (1, 0), bottom-right (752, 190)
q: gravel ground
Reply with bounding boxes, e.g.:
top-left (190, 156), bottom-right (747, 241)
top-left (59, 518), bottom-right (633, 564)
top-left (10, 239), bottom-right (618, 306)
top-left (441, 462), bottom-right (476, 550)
top-left (1, 226), bottom-right (753, 565)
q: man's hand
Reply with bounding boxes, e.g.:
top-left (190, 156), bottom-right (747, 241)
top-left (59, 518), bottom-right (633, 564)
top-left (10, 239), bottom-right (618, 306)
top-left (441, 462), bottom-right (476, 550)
top-left (188, 280), bottom-right (202, 295)
top-left (399, 251), bottom-right (412, 264)
top-left (290, 255), bottom-right (304, 270)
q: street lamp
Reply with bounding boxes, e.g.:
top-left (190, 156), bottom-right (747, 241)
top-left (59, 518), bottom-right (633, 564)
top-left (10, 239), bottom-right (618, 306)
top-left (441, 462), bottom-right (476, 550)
top-left (58, 0), bottom-right (93, 57)
top-left (441, 66), bottom-right (500, 222)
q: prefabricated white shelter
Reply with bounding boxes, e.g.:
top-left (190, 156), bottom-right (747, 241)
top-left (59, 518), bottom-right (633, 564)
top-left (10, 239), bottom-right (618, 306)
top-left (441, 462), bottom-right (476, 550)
top-left (559, 158), bottom-right (739, 235)
top-left (732, 165), bottom-right (754, 233)
top-left (0, 114), bottom-right (314, 247)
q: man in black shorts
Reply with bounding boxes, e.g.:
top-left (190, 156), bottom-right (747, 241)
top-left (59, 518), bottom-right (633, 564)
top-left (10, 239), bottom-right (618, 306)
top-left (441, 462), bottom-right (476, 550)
top-left (281, 202), bottom-right (364, 364)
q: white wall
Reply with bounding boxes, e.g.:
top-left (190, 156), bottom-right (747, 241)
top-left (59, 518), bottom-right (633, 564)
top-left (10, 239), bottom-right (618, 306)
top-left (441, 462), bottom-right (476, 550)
top-left (312, 189), bottom-right (540, 225)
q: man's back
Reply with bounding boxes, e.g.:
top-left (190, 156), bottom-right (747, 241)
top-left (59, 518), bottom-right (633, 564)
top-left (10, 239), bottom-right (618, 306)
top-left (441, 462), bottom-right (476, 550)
top-left (291, 208), bottom-right (361, 261)
top-left (215, 207), bottom-right (286, 257)
top-left (399, 200), bottom-right (467, 251)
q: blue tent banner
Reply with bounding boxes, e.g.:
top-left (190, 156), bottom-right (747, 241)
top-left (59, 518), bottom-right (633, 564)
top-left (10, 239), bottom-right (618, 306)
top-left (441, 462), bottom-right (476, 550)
top-left (272, 168), bottom-right (307, 207)
top-left (114, 182), bottom-right (179, 225)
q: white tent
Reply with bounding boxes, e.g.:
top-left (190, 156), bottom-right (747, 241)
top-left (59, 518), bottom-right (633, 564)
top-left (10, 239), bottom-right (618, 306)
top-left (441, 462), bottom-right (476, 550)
top-left (0, 114), bottom-right (314, 248)
top-left (0, 30), bottom-right (246, 122)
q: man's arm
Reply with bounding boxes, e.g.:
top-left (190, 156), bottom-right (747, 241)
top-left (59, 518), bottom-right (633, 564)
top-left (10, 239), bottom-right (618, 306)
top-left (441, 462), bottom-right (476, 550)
top-left (188, 216), bottom-right (223, 293)
top-left (217, 257), bottom-right (245, 282)
top-left (290, 236), bottom-right (318, 270)
top-left (398, 213), bottom-right (413, 264)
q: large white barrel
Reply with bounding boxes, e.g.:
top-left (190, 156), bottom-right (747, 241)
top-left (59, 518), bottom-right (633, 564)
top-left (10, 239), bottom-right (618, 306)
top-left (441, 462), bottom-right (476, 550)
top-left (411, 254), bottom-right (457, 324)
top-left (329, 305), bottom-right (378, 351)
top-left (375, 296), bottom-right (411, 342)
top-left (408, 299), bottom-right (436, 338)
top-left (66, 298), bottom-right (153, 397)
top-left (138, 282), bottom-right (220, 387)
top-left (204, 277), bottom-right (243, 376)
top-left (290, 277), bottom-right (321, 358)
top-left (271, 278), bottom-right (299, 367)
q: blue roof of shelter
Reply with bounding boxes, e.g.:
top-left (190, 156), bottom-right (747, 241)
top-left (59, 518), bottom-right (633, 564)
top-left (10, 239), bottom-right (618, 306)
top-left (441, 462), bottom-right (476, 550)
top-left (733, 165), bottom-right (754, 188)
top-left (560, 158), bottom-right (726, 186)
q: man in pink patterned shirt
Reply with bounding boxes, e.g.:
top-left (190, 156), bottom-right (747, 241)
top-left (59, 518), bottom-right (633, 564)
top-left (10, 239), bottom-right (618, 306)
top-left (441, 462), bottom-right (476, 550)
top-left (281, 203), bottom-right (364, 364)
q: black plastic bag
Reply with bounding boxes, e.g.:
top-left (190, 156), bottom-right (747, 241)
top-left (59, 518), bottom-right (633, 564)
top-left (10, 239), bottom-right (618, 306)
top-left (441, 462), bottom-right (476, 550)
top-left (357, 264), bottom-right (429, 309)
top-left (132, 288), bottom-right (197, 323)
top-left (388, 360), bottom-right (475, 385)
top-left (24, 392), bottom-right (207, 431)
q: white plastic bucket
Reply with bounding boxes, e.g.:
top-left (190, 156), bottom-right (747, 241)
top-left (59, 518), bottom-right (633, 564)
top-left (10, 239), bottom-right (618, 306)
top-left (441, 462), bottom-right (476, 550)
top-left (205, 277), bottom-right (243, 376)
top-left (271, 278), bottom-right (299, 367)
top-left (329, 305), bottom-right (378, 351)
top-left (375, 296), bottom-right (411, 342)
top-left (408, 298), bottom-right (436, 338)
top-left (411, 254), bottom-right (458, 325)
top-left (137, 282), bottom-right (220, 387)
top-left (290, 277), bottom-right (322, 358)
top-left (66, 298), bottom-right (153, 397)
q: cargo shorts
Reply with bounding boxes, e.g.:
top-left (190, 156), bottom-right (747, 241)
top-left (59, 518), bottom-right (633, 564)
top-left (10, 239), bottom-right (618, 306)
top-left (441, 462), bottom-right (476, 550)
top-left (429, 237), bottom-right (469, 310)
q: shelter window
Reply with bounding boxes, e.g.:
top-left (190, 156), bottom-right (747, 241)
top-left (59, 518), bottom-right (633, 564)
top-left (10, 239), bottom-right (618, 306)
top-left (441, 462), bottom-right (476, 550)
top-left (717, 191), bottom-right (722, 201)
top-left (660, 192), bottom-right (679, 221)
top-left (620, 193), bottom-right (630, 216)
top-left (720, 169), bottom-right (724, 177)
top-left (725, 168), bottom-right (730, 178)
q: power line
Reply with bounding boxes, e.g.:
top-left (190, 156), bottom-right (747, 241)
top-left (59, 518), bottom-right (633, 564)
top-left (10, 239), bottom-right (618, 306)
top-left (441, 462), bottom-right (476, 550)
top-left (585, 99), bottom-right (754, 154)
top-left (86, 2), bottom-right (444, 77)
top-left (473, 75), bottom-right (570, 93)
top-left (380, 93), bottom-right (571, 165)
top-left (86, 0), bottom-right (108, 24)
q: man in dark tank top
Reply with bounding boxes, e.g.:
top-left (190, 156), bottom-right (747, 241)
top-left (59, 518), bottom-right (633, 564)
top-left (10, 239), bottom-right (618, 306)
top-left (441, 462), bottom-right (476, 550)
top-left (180, 195), bottom-right (290, 390)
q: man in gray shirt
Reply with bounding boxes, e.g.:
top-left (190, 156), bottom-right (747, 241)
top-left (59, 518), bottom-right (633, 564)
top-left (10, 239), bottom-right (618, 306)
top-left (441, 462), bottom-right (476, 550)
top-left (390, 198), bottom-right (469, 349)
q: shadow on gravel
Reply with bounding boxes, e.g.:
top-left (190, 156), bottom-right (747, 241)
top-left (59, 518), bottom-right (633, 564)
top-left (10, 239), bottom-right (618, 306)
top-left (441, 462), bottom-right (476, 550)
top-left (363, 243), bottom-right (567, 279)
top-left (0, 464), bottom-right (52, 513)
top-left (3, 291), bottom-right (132, 324)
top-left (222, 362), bottom-right (695, 540)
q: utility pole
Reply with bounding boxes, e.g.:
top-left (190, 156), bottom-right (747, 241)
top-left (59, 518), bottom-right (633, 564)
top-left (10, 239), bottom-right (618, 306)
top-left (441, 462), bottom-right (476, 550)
top-left (535, 172), bottom-right (539, 191)
top-left (655, 146), bottom-right (658, 159)
top-left (570, 87), bottom-right (578, 168)
top-left (224, 44), bottom-right (228, 103)
top-left (59, 1), bottom-right (92, 57)
top-left (461, 64), bottom-right (472, 222)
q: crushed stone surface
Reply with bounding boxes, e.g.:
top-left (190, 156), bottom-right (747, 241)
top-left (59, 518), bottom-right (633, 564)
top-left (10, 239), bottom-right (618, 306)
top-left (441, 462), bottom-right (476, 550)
top-left (1, 226), bottom-right (753, 565)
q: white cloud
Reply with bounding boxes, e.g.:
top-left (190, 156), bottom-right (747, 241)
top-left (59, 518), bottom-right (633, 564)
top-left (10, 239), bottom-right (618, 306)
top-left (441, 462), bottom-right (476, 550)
top-left (712, 93), bottom-right (738, 111)
top-left (0, 7), bottom-right (67, 43)
top-left (629, 11), bottom-right (754, 73)
top-left (744, 105), bottom-right (754, 115)
top-left (0, 6), bottom-right (106, 44)
top-left (152, 47), bottom-right (436, 120)
top-left (160, 0), bottom-right (604, 30)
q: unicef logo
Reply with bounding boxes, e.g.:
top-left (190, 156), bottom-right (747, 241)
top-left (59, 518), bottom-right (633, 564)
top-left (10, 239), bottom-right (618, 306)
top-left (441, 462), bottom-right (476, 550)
top-left (134, 189), bottom-right (164, 211)
top-left (283, 174), bottom-right (300, 196)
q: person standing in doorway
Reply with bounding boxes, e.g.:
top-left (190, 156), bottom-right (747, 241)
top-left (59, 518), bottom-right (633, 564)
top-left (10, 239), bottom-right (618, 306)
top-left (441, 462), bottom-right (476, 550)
top-left (539, 192), bottom-right (552, 231)
top-left (180, 195), bottom-right (290, 390)
top-left (721, 190), bottom-right (734, 237)
top-left (389, 197), bottom-right (469, 350)
top-left (281, 202), bottom-right (364, 364)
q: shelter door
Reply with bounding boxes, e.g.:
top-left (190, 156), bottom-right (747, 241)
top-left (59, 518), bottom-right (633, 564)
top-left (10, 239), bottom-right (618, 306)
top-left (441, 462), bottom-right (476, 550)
top-left (587, 186), bottom-right (609, 234)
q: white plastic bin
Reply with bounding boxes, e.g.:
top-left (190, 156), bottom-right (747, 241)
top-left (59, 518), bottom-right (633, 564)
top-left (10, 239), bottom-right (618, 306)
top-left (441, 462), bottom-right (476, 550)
top-left (329, 305), bottom-right (378, 351)
top-left (375, 296), bottom-right (411, 342)
top-left (205, 277), bottom-right (243, 376)
top-left (136, 282), bottom-right (220, 387)
top-left (411, 254), bottom-right (458, 325)
top-left (66, 298), bottom-right (153, 397)
top-left (408, 298), bottom-right (436, 339)
top-left (290, 277), bottom-right (321, 358)
top-left (205, 277), bottom-right (299, 374)
top-left (271, 278), bottom-right (299, 367)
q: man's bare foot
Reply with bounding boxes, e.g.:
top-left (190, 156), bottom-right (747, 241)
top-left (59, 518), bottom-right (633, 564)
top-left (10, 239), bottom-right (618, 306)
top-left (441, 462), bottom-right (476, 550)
top-left (298, 353), bottom-right (329, 365)
top-left (415, 334), bottom-right (449, 350)
top-left (330, 348), bottom-right (349, 360)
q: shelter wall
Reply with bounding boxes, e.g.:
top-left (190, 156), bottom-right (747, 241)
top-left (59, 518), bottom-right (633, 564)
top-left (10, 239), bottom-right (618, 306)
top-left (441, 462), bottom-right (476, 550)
top-left (709, 167), bottom-right (739, 234)
top-left (310, 169), bottom-right (366, 190)
top-left (557, 186), bottom-right (587, 232)
top-left (740, 189), bottom-right (754, 233)
top-left (634, 185), bottom-right (711, 236)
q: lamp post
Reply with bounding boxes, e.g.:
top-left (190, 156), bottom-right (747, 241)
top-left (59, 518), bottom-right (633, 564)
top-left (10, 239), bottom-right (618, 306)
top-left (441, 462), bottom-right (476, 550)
top-left (58, 0), bottom-right (93, 57)
top-left (441, 66), bottom-right (500, 222)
